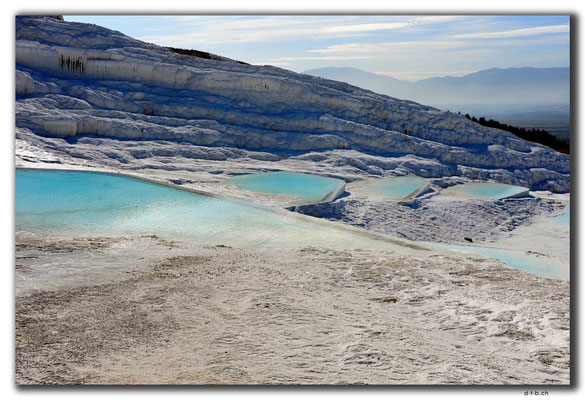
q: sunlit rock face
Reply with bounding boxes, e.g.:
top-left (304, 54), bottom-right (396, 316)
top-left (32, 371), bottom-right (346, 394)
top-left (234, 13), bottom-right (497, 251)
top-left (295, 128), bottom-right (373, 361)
top-left (15, 16), bottom-right (570, 192)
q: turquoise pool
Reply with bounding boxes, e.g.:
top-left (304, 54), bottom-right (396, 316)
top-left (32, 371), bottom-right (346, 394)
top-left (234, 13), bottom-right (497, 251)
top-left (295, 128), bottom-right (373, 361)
top-left (227, 171), bottom-right (345, 204)
top-left (425, 242), bottom-right (568, 280)
top-left (15, 169), bottom-right (389, 250)
top-left (362, 175), bottom-right (429, 200)
top-left (16, 169), bottom-right (565, 279)
top-left (442, 182), bottom-right (529, 200)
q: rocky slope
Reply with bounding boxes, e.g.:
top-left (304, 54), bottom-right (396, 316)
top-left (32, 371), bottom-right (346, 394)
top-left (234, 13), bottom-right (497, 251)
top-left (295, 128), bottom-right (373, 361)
top-left (15, 16), bottom-right (570, 192)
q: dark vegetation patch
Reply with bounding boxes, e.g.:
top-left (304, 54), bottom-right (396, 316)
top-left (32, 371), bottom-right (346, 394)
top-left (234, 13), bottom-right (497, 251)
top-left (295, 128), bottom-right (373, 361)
top-left (464, 113), bottom-right (569, 154)
top-left (165, 46), bottom-right (249, 65)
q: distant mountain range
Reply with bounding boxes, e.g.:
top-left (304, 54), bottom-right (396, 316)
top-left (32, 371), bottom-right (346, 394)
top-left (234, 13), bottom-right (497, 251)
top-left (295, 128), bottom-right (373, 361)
top-left (303, 66), bottom-right (570, 107)
top-left (303, 66), bottom-right (570, 141)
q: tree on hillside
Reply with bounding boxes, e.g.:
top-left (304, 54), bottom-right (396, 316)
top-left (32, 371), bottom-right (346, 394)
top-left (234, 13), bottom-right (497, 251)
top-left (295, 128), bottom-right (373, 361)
top-left (464, 113), bottom-right (569, 154)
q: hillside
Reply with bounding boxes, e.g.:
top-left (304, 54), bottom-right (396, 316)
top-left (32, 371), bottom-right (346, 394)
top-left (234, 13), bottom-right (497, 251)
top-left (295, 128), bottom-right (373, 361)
top-left (304, 66), bottom-right (570, 106)
top-left (304, 67), bottom-right (571, 146)
top-left (15, 16), bottom-right (569, 192)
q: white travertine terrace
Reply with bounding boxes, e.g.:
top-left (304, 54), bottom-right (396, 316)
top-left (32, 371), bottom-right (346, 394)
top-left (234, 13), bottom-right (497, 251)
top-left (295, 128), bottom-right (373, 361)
top-left (15, 16), bottom-right (570, 192)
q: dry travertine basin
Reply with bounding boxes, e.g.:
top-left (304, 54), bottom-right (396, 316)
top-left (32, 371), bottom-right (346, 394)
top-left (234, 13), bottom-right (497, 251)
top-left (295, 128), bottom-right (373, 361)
top-left (15, 232), bottom-right (569, 385)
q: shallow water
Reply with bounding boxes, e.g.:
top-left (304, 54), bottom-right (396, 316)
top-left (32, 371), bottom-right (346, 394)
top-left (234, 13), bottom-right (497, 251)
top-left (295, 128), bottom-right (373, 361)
top-left (15, 169), bottom-right (394, 251)
top-left (549, 203), bottom-right (570, 227)
top-left (227, 171), bottom-right (345, 204)
top-left (425, 242), bottom-right (568, 280)
top-left (362, 175), bottom-right (429, 200)
top-left (17, 169), bottom-right (566, 279)
top-left (443, 182), bottom-right (528, 200)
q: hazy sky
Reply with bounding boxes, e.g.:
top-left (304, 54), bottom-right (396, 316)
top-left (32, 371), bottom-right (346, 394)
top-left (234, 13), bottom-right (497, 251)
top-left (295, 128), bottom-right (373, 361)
top-left (65, 15), bottom-right (570, 81)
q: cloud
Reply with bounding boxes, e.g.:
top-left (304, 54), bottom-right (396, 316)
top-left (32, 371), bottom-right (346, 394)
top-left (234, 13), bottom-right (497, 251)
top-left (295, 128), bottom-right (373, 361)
top-left (321, 15), bottom-right (461, 34)
top-left (139, 23), bottom-right (367, 46)
top-left (139, 15), bottom-right (462, 47)
top-left (276, 56), bottom-right (373, 61)
top-left (212, 17), bottom-right (312, 30)
top-left (308, 41), bottom-right (465, 54)
top-left (453, 24), bottom-right (569, 39)
top-left (139, 16), bottom-right (369, 46)
top-left (322, 22), bottom-right (410, 33)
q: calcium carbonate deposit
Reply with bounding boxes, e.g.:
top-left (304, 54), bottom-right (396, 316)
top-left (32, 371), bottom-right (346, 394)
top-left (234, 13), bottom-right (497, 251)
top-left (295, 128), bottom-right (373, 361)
top-left (14, 16), bottom-right (570, 386)
top-left (16, 16), bottom-right (569, 193)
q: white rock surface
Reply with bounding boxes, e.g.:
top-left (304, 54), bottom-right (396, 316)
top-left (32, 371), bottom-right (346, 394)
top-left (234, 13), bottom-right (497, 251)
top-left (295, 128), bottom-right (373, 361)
top-left (16, 16), bottom-right (570, 192)
top-left (15, 233), bottom-right (569, 384)
top-left (13, 17), bottom-right (571, 385)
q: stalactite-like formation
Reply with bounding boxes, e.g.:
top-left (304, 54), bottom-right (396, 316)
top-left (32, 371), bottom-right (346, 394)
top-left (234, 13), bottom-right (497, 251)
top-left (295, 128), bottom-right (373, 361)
top-left (59, 54), bottom-right (85, 73)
